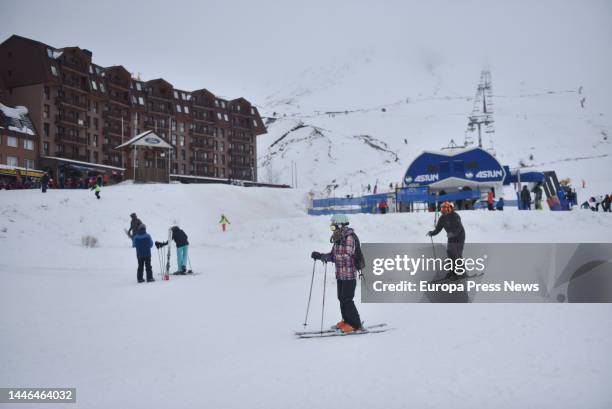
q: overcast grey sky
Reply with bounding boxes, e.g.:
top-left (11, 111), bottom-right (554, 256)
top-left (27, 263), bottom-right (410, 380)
top-left (1, 0), bottom-right (611, 103)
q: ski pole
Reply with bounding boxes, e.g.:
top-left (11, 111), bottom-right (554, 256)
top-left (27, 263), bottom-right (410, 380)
top-left (320, 262), bottom-right (327, 334)
top-left (188, 254), bottom-right (193, 273)
top-left (156, 248), bottom-right (161, 279)
top-left (303, 260), bottom-right (316, 327)
top-left (430, 235), bottom-right (437, 260)
top-left (429, 235), bottom-right (439, 276)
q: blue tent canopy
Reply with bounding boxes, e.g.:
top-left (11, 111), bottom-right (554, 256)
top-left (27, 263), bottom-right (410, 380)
top-left (404, 147), bottom-right (505, 189)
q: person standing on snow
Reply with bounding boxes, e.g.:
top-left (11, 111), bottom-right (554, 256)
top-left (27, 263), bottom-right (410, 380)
top-left (311, 214), bottom-right (362, 334)
top-left (156, 226), bottom-right (190, 274)
top-left (132, 224), bottom-right (154, 283)
top-left (127, 213), bottom-right (143, 238)
top-left (487, 188), bottom-right (495, 211)
top-left (532, 183), bottom-right (543, 210)
top-left (495, 197), bottom-right (505, 211)
top-left (90, 181), bottom-right (101, 199)
top-left (219, 214), bottom-right (231, 232)
top-left (41, 173), bottom-right (49, 193)
top-left (427, 201), bottom-right (466, 280)
top-left (520, 185), bottom-right (531, 210)
top-left (602, 194), bottom-right (611, 212)
top-left (378, 200), bottom-right (389, 214)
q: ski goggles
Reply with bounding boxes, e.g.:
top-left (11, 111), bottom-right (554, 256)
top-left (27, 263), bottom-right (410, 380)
top-left (330, 224), bottom-right (339, 231)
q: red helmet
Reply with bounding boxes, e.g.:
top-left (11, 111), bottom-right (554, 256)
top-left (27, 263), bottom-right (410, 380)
top-left (441, 201), bottom-right (454, 214)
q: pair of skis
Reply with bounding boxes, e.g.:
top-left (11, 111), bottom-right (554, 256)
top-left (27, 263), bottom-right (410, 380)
top-left (295, 323), bottom-right (390, 339)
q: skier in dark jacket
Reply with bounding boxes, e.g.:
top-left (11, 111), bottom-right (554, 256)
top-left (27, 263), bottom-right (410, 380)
top-left (532, 183), bottom-right (543, 209)
top-left (495, 197), bottom-right (505, 211)
top-left (602, 194), bottom-right (611, 212)
top-left (127, 213), bottom-right (143, 238)
top-left (311, 214), bottom-right (362, 334)
top-left (41, 173), bottom-right (49, 193)
top-left (427, 201), bottom-right (466, 279)
top-left (520, 186), bottom-right (531, 210)
top-left (132, 224), bottom-right (154, 283)
top-left (156, 226), bottom-right (190, 274)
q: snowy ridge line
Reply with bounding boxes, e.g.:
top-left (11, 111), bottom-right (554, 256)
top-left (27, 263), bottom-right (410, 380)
top-left (260, 88), bottom-right (580, 121)
top-left (354, 135), bottom-right (399, 162)
top-left (526, 153), bottom-right (610, 167)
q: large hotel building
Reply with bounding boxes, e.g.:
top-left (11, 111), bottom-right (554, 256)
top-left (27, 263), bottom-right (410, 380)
top-left (0, 35), bottom-right (266, 184)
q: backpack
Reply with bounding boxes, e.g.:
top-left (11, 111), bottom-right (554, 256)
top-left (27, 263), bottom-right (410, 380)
top-left (351, 233), bottom-right (365, 272)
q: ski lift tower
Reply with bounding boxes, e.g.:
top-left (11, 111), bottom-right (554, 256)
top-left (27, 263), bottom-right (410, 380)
top-left (465, 69), bottom-right (495, 149)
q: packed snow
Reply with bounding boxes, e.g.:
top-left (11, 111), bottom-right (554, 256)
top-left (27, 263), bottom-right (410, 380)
top-left (1, 184), bottom-right (611, 409)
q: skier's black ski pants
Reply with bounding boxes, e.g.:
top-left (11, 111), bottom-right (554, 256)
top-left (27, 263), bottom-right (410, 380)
top-left (337, 279), bottom-right (361, 329)
top-left (137, 256), bottom-right (153, 281)
top-left (447, 240), bottom-right (465, 275)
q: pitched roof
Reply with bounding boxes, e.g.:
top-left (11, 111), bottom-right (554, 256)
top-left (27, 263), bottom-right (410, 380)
top-left (0, 103), bottom-right (36, 135)
top-left (115, 130), bottom-right (174, 150)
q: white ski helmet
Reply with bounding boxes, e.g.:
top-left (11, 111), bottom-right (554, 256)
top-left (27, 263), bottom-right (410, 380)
top-left (330, 214), bottom-right (350, 225)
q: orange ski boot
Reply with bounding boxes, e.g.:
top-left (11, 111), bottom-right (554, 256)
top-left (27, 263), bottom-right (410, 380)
top-left (338, 322), bottom-right (355, 333)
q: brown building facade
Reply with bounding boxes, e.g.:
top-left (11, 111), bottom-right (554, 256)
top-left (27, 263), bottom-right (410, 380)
top-left (0, 35), bottom-right (266, 182)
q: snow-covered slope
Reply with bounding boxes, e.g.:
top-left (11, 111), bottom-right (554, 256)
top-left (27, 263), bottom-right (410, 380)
top-left (256, 52), bottom-right (612, 198)
top-left (1, 185), bottom-right (612, 409)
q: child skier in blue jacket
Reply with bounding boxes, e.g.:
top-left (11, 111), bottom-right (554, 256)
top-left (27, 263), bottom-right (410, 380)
top-left (132, 225), bottom-right (154, 283)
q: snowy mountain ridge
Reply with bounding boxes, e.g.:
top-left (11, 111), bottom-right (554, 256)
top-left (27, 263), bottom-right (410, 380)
top-left (255, 52), bottom-right (611, 198)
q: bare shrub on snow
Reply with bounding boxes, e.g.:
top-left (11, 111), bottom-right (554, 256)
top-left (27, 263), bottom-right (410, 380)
top-left (81, 235), bottom-right (98, 248)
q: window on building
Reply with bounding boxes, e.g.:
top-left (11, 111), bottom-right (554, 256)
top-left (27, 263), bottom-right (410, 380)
top-left (217, 112), bottom-right (222, 120)
top-left (94, 151), bottom-right (99, 163)
top-left (93, 102), bottom-right (98, 113)
top-left (25, 159), bottom-right (35, 169)
top-left (7, 136), bottom-right (17, 147)
top-left (91, 81), bottom-right (98, 90)
top-left (7, 156), bottom-right (18, 167)
top-left (94, 118), bottom-right (99, 130)
top-left (179, 122), bottom-right (185, 132)
top-left (251, 107), bottom-right (255, 115)
top-left (42, 104), bottom-right (50, 119)
top-left (24, 139), bottom-right (34, 150)
top-left (99, 83), bottom-right (106, 93)
top-left (176, 104), bottom-right (182, 113)
top-left (138, 96), bottom-right (145, 105)
top-left (93, 135), bottom-right (98, 147)
top-left (181, 164), bottom-right (185, 175)
top-left (174, 90), bottom-right (179, 99)
top-left (253, 119), bottom-right (258, 127)
top-left (224, 114), bottom-right (229, 121)
top-left (180, 135), bottom-right (184, 146)
top-left (181, 150), bottom-right (186, 160)
top-left (43, 142), bottom-right (49, 155)
top-left (51, 65), bottom-right (58, 76)
top-left (43, 86), bottom-right (50, 100)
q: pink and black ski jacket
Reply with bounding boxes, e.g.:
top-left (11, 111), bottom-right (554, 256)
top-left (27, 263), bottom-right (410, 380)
top-left (322, 227), bottom-right (356, 280)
